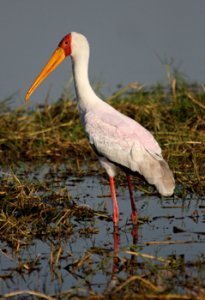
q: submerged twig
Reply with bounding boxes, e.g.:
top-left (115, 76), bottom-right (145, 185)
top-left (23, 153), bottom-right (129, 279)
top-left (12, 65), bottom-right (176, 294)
top-left (125, 250), bottom-right (171, 263)
top-left (3, 290), bottom-right (55, 300)
top-left (113, 274), bottom-right (159, 293)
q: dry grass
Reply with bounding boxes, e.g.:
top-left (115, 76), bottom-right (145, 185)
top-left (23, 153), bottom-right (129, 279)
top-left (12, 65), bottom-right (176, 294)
top-left (1, 79), bottom-right (204, 195)
top-left (0, 78), bottom-right (204, 299)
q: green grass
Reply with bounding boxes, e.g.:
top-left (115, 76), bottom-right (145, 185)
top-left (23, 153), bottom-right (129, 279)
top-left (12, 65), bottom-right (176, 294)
top-left (0, 79), bottom-right (204, 196)
top-left (0, 78), bottom-right (205, 299)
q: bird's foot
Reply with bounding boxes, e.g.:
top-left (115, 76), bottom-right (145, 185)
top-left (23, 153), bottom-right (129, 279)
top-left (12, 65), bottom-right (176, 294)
top-left (113, 226), bottom-right (120, 252)
top-left (131, 211), bottom-right (138, 242)
top-left (112, 213), bottom-right (120, 228)
top-left (131, 225), bottom-right (138, 243)
top-left (131, 210), bottom-right (138, 226)
top-left (113, 224), bottom-right (120, 235)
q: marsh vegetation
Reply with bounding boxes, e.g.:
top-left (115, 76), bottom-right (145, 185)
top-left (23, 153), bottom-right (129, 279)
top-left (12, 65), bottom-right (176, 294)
top-left (0, 78), bottom-right (204, 299)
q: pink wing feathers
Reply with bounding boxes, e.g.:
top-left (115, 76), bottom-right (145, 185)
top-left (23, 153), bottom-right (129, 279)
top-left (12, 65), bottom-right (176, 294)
top-left (83, 101), bottom-right (174, 196)
top-left (101, 108), bottom-right (161, 156)
top-left (84, 103), bottom-right (163, 175)
top-left (84, 104), bottom-right (162, 158)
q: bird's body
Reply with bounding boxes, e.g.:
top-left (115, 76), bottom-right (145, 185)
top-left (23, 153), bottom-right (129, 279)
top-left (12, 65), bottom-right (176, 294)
top-left (84, 104), bottom-right (174, 196)
top-left (70, 32), bottom-right (174, 197)
top-left (25, 32), bottom-right (175, 228)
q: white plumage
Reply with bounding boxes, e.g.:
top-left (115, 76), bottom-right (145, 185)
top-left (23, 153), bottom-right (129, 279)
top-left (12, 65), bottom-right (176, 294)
top-left (70, 32), bottom-right (174, 197)
top-left (25, 31), bottom-right (175, 227)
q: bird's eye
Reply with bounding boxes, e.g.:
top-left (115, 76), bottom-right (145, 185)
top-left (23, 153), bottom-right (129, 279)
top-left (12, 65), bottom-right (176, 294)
top-left (65, 41), bottom-right (68, 45)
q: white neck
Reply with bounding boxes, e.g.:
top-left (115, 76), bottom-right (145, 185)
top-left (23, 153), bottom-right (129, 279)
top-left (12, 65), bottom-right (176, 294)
top-left (71, 40), bottom-right (99, 114)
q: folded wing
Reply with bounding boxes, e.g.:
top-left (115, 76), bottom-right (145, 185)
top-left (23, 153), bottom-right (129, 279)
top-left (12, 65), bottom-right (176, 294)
top-left (84, 105), bottom-right (175, 196)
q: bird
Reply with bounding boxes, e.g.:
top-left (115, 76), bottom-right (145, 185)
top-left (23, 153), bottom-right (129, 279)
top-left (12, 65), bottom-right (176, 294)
top-left (25, 32), bottom-right (175, 228)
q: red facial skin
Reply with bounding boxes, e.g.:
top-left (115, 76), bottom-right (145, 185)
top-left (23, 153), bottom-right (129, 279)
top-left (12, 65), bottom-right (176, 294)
top-left (58, 33), bottom-right (72, 56)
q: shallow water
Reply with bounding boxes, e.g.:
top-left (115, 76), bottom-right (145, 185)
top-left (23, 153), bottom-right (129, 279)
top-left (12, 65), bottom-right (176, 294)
top-left (0, 163), bottom-right (205, 296)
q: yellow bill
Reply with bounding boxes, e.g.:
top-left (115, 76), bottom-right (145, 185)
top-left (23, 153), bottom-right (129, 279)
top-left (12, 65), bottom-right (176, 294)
top-left (25, 47), bottom-right (66, 101)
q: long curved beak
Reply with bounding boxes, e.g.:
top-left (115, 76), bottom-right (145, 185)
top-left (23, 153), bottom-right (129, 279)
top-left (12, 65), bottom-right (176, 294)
top-left (25, 47), bottom-right (66, 101)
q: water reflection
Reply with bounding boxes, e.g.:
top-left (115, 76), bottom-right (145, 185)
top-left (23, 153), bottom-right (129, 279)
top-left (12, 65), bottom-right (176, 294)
top-left (0, 163), bottom-right (204, 296)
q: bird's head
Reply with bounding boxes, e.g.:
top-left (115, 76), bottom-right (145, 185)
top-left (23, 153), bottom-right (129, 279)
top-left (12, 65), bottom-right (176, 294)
top-left (25, 32), bottom-right (88, 101)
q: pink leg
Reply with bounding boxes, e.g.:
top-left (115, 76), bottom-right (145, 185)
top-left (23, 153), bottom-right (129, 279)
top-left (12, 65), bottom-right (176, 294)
top-left (111, 229), bottom-right (120, 279)
top-left (126, 175), bottom-right (138, 225)
top-left (109, 176), bottom-right (120, 227)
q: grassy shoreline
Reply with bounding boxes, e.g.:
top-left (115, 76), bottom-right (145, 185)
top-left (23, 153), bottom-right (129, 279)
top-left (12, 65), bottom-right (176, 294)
top-left (0, 81), bottom-right (205, 299)
top-left (0, 81), bottom-right (204, 196)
